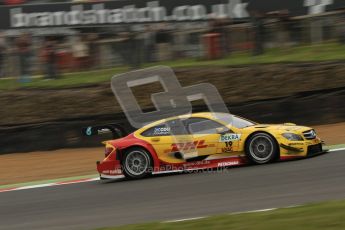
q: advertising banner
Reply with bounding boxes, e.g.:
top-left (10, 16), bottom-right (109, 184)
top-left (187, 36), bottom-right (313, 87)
top-left (0, 0), bottom-right (344, 29)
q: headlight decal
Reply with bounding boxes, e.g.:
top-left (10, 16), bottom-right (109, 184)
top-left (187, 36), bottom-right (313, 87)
top-left (282, 133), bottom-right (304, 141)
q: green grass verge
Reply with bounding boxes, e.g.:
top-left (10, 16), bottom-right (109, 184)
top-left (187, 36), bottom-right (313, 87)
top-left (154, 42), bottom-right (345, 68)
top-left (1, 42), bottom-right (345, 91)
top-left (0, 67), bottom-right (127, 90)
top-left (98, 199), bottom-right (345, 230)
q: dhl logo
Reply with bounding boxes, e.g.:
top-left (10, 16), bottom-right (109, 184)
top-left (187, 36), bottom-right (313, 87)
top-left (171, 140), bottom-right (208, 152)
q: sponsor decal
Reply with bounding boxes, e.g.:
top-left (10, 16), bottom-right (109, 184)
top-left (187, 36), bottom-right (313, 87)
top-left (153, 127), bottom-right (170, 135)
top-left (217, 161), bottom-right (239, 167)
top-left (103, 169), bottom-right (122, 174)
top-left (221, 141), bottom-right (233, 153)
top-left (110, 169), bottom-right (122, 174)
top-left (222, 147), bottom-right (232, 153)
top-left (289, 143), bottom-right (304, 146)
top-left (86, 126), bottom-right (92, 136)
top-left (220, 133), bottom-right (241, 142)
top-left (184, 160), bottom-right (210, 167)
top-left (97, 128), bottom-right (111, 135)
top-left (171, 140), bottom-right (208, 152)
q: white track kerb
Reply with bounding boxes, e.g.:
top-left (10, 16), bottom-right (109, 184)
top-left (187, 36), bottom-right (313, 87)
top-left (162, 205), bottom-right (301, 223)
top-left (329, 147), bottom-right (345, 152)
top-left (0, 146), bottom-right (344, 194)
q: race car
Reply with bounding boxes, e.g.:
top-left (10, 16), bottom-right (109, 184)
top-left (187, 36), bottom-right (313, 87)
top-left (84, 112), bottom-right (326, 180)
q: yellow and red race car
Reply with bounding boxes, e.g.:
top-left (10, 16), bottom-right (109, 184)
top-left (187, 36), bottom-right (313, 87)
top-left (84, 112), bottom-right (326, 180)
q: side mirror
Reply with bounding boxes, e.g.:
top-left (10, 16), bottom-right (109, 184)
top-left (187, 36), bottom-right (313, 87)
top-left (216, 127), bottom-right (228, 134)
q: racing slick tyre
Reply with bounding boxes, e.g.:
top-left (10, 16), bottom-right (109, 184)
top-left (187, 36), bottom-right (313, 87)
top-left (122, 147), bottom-right (153, 179)
top-left (245, 132), bottom-right (279, 164)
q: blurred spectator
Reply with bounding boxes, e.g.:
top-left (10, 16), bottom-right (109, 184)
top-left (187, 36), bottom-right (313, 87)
top-left (0, 32), bottom-right (5, 78)
top-left (338, 10), bottom-right (345, 44)
top-left (268, 10), bottom-right (292, 48)
top-left (115, 30), bottom-right (142, 69)
top-left (129, 31), bottom-right (143, 69)
top-left (6, 39), bottom-right (17, 77)
top-left (116, 31), bottom-right (131, 66)
top-left (209, 19), bottom-right (232, 56)
top-left (40, 39), bottom-right (58, 80)
top-left (250, 11), bottom-right (266, 56)
top-left (16, 33), bottom-right (32, 83)
top-left (156, 25), bottom-right (172, 61)
top-left (88, 33), bottom-right (100, 69)
top-left (55, 38), bottom-right (73, 72)
top-left (72, 36), bottom-right (89, 70)
top-left (143, 25), bottom-right (156, 63)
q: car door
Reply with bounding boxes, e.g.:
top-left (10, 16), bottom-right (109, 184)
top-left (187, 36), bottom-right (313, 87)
top-left (181, 117), bottom-right (219, 157)
top-left (139, 119), bottom-right (191, 163)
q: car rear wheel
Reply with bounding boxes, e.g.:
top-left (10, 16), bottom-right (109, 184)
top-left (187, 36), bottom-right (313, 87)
top-left (245, 133), bottom-right (278, 164)
top-left (122, 147), bottom-right (152, 179)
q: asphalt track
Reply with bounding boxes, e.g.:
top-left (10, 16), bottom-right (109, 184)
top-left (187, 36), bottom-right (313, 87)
top-left (1, 150), bottom-right (345, 230)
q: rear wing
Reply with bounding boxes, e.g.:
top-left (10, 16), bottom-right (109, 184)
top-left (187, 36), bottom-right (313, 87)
top-left (82, 124), bottom-right (127, 139)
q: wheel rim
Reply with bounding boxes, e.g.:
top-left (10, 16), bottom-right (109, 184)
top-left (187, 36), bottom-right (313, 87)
top-left (249, 136), bottom-right (274, 162)
top-left (125, 151), bottom-right (149, 176)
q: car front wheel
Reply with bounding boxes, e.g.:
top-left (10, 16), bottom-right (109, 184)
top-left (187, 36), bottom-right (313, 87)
top-left (245, 133), bottom-right (278, 164)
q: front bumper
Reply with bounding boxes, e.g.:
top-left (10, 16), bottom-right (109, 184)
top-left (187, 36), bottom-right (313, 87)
top-left (279, 136), bottom-right (325, 158)
top-left (307, 143), bottom-right (327, 156)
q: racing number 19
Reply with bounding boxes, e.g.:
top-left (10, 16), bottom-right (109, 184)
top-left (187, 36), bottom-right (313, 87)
top-left (225, 141), bottom-right (232, 147)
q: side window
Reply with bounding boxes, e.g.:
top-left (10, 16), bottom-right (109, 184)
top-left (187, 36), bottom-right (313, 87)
top-left (185, 117), bottom-right (230, 135)
top-left (141, 117), bottom-right (230, 136)
top-left (166, 119), bottom-right (188, 135)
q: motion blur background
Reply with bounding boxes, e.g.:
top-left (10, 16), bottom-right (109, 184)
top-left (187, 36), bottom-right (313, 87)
top-left (0, 0), bottom-right (344, 153)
